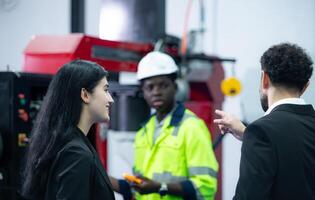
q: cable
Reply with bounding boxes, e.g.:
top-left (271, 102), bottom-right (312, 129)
top-left (212, 133), bottom-right (225, 150)
top-left (180, 0), bottom-right (194, 56)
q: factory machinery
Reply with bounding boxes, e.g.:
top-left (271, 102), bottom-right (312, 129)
top-left (0, 34), bottom-right (234, 200)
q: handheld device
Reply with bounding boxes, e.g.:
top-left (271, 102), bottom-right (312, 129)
top-left (123, 173), bottom-right (143, 184)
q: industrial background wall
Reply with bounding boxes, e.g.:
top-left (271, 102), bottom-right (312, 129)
top-left (0, 0), bottom-right (315, 200)
top-left (99, 0), bottom-right (165, 42)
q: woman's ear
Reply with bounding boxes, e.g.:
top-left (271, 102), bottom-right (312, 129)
top-left (81, 88), bottom-right (90, 103)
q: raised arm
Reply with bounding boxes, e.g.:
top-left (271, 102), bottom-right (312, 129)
top-left (213, 109), bottom-right (246, 141)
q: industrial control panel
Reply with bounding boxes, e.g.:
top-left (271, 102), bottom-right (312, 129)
top-left (0, 72), bottom-right (51, 200)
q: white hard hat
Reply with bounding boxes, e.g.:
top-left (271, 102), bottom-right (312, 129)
top-left (137, 51), bottom-right (178, 81)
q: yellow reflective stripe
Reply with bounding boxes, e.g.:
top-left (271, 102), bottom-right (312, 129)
top-left (189, 167), bottom-right (218, 178)
top-left (172, 113), bottom-right (196, 136)
top-left (192, 181), bottom-right (205, 200)
top-left (152, 172), bottom-right (188, 183)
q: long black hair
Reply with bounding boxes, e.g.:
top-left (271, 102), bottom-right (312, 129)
top-left (22, 60), bottom-right (108, 199)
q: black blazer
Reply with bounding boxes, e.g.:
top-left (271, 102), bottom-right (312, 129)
top-left (44, 127), bottom-right (115, 200)
top-left (234, 104), bottom-right (315, 200)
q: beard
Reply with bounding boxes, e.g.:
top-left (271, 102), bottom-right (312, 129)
top-left (260, 92), bottom-right (269, 112)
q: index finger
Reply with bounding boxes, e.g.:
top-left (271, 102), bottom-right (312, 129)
top-left (215, 109), bottom-right (226, 117)
top-left (213, 118), bottom-right (229, 126)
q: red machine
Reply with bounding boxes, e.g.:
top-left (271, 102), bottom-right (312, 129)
top-left (23, 34), bottom-right (225, 200)
top-left (24, 34), bottom-right (153, 74)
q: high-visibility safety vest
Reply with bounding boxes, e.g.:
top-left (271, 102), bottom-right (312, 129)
top-left (133, 103), bottom-right (218, 200)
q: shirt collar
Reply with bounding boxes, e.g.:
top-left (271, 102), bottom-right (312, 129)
top-left (264, 97), bottom-right (306, 116)
top-left (155, 103), bottom-right (177, 127)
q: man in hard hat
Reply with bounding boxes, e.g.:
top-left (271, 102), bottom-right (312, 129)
top-left (122, 51), bottom-right (218, 200)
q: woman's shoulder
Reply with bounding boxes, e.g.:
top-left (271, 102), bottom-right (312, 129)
top-left (58, 137), bottom-right (93, 160)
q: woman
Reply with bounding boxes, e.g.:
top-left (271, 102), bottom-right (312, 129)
top-left (22, 60), bottom-right (115, 200)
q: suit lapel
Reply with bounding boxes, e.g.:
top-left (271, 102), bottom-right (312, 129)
top-left (94, 155), bottom-right (114, 191)
top-left (76, 128), bottom-right (114, 192)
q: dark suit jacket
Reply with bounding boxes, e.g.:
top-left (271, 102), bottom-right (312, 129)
top-left (44, 127), bottom-right (115, 200)
top-left (234, 104), bottom-right (315, 200)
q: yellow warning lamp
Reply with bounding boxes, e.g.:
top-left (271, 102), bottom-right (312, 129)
top-left (221, 77), bottom-right (242, 96)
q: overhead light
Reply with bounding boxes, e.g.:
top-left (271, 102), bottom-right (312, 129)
top-left (99, 3), bottom-right (126, 40)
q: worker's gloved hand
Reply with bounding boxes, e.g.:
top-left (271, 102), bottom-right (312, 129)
top-left (118, 179), bottom-right (133, 200)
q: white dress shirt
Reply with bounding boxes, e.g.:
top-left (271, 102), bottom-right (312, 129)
top-left (264, 98), bottom-right (306, 116)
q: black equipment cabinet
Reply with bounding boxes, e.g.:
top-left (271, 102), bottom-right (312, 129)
top-left (0, 72), bottom-right (51, 200)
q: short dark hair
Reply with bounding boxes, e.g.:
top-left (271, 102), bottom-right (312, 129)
top-left (260, 43), bottom-right (313, 91)
top-left (22, 59), bottom-right (108, 199)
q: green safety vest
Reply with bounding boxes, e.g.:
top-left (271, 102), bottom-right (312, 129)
top-left (133, 104), bottom-right (218, 200)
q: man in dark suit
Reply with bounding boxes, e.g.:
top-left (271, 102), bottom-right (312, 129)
top-left (214, 43), bottom-right (315, 200)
